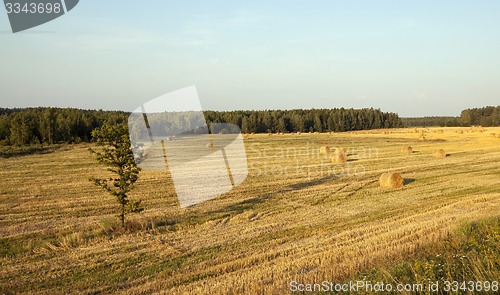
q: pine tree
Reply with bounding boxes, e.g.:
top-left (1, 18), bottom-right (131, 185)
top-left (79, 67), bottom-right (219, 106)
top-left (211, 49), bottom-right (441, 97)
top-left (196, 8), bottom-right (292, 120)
top-left (313, 115), bottom-right (323, 132)
top-left (241, 116), bottom-right (249, 134)
top-left (89, 122), bottom-right (143, 227)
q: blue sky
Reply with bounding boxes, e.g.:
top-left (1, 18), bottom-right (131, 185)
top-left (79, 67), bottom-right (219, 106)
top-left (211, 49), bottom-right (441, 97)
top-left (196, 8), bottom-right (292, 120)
top-left (1, 0), bottom-right (499, 117)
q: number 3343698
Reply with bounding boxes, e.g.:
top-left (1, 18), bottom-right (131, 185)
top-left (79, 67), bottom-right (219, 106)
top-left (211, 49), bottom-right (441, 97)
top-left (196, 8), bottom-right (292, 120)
top-left (5, 2), bottom-right (62, 14)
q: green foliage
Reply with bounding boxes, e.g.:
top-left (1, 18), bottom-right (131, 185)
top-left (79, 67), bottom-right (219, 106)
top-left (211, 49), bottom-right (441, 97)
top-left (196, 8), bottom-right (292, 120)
top-left (402, 116), bottom-right (461, 127)
top-left (357, 216), bottom-right (500, 291)
top-left (0, 107), bottom-right (404, 145)
top-left (399, 106), bottom-right (500, 128)
top-left (0, 107), bottom-right (129, 146)
top-left (460, 106), bottom-right (500, 127)
top-left (1, 106), bottom-right (499, 146)
top-left (89, 122), bottom-right (143, 227)
top-left (204, 108), bottom-right (403, 133)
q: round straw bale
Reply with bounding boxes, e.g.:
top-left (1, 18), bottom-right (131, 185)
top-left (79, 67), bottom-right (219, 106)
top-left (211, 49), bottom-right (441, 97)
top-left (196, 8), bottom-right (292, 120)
top-left (432, 149), bottom-right (446, 158)
top-left (332, 153), bottom-right (347, 164)
top-left (319, 146), bottom-right (330, 155)
top-left (379, 172), bottom-right (404, 189)
top-left (401, 146), bottom-right (413, 155)
top-left (334, 148), bottom-right (347, 156)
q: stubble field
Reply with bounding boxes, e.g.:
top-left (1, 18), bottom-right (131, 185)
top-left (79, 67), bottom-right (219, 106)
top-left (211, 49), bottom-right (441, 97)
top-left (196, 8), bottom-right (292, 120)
top-left (1, 127), bottom-right (500, 294)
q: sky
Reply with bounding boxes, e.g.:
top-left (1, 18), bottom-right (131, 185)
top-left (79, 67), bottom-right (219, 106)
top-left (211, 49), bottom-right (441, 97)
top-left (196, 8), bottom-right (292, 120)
top-left (0, 0), bottom-right (499, 117)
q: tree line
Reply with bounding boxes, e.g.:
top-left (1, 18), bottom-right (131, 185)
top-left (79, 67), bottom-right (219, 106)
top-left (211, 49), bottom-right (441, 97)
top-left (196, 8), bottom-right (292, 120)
top-left (204, 108), bottom-right (402, 134)
top-left (402, 117), bottom-right (461, 127)
top-left (460, 106), bottom-right (500, 127)
top-left (0, 107), bottom-right (129, 146)
top-left (0, 107), bottom-right (403, 146)
top-left (401, 106), bottom-right (500, 127)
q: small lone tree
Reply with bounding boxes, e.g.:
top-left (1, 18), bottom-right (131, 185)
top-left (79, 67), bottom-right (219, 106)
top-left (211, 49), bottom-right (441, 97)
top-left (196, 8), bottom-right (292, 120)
top-left (89, 121), bottom-right (143, 227)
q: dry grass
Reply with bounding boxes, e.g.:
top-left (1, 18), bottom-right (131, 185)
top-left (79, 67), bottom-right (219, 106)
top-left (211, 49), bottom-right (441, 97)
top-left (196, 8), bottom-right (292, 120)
top-left (1, 127), bottom-right (500, 294)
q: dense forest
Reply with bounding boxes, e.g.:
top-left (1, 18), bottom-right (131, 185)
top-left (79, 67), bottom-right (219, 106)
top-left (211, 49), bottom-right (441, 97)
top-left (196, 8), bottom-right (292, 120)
top-left (401, 106), bottom-right (500, 127)
top-left (0, 107), bottom-right (401, 146)
top-left (204, 108), bottom-right (402, 134)
top-left (402, 116), bottom-right (461, 127)
top-left (1, 106), bottom-right (498, 146)
top-left (460, 106), bottom-right (500, 127)
top-left (0, 108), bottom-right (129, 146)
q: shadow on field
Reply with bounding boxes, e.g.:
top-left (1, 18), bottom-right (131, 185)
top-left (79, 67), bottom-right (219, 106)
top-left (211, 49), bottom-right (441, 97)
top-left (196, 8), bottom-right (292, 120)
top-left (204, 175), bottom-right (338, 216)
top-left (0, 145), bottom-right (66, 158)
top-left (289, 175), bottom-right (338, 190)
top-left (403, 178), bottom-right (416, 185)
top-left (203, 192), bottom-right (274, 217)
